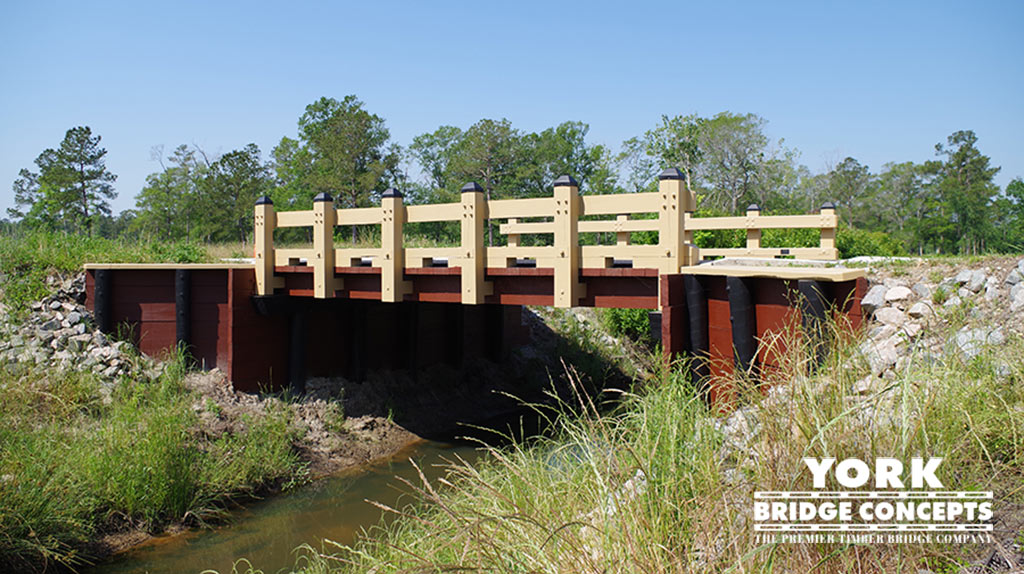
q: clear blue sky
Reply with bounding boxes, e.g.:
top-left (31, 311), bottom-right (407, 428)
top-left (1, 1), bottom-right (1021, 216)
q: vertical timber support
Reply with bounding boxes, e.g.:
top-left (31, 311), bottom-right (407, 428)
top-left (684, 275), bottom-right (709, 382)
top-left (820, 201), bottom-right (837, 257)
top-left (288, 308), bottom-right (307, 394)
top-left (175, 269), bottom-right (191, 358)
top-left (254, 196), bottom-right (281, 296)
top-left (94, 269), bottom-right (112, 333)
top-left (682, 173), bottom-right (697, 264)
top-left (746, 204), bottom-right (762, 251)
top-left (658, 168), bottom-right (686, 287)
top-left (553, 175), bottom-right (583, 308)
top-left (660, 274), bottom-right (688, 370)
top-left (381, 188), bottom-right (411, 303)
top-left (726, 276), bottom-right (756, 374)
top-left (460, 182), bottom-right (491, 304)
top-left (312, 192), bottom-right (337, 299)
top-left (799, 279), bottom-right (829, 367)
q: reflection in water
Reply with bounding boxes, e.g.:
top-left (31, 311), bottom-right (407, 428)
top-left (88, 441), bottom-right (482, 574)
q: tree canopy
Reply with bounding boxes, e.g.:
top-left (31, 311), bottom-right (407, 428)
top-left (8, 105), bottom-right (1022, 256)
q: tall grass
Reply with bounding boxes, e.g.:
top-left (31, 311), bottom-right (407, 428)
top-left (0, 354), bottom-right (303, 571)
top-left (260, 317), bottom-right (1022, 574)
top-left (0, 230), bottom-right (209, 315)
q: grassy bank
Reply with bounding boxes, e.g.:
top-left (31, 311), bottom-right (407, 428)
top-left (0, 354), bottom-right (304, 571)
top-left (249, 318), bottom-right (1023, 573)
top-left (0, 230), bottom-right (209, 316)
top-left (0, 232), bottom-right (308, 571)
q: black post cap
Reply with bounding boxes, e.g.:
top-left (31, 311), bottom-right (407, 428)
top-left (255, 195), bottom-right (273, 206)
top-left (821, 201), bottom-right (836, 210)
top-left (746, 204), bottom-right (761, 212)
top-left (553, 175), bottom-right (578, 187)
top-left (461, 182), bottom-right (484, 193)
top-left (382, 188), bottom-right (403, 199)
top-left (313, 192), bottom-right (333, 203)
top-left (658, 167), bottom-right (684, 180)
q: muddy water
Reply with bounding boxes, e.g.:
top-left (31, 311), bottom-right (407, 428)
top-left (88, 440), bottom-right (482, 574)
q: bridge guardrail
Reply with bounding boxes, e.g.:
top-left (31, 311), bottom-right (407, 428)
top-left (253, 168), bottom-right (838, 307)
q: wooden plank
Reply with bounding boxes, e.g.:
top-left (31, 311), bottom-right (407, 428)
top-left (684, 212), bottom-right (837, 230)
top-left (698, 247), bottom-right (839, 260)
top-left (275, 210), bottom-right (314, 228)
top-left (334, 267), bottom-right (383, 275)
top-left (406, 203), bottom-right (460, 223)
top-left (580, 192), bottom-right (661, 216)
top-left (580, 268), bottom-right (658, 278)
top-left (336, 207), bottom-right (382, 225)
top-left (486, 197), bottom-right (555, 219)
top-left (580, 276), bottom-right (659, 309)
top-left (486, 267), bottom-right (555, 277)
top-left (679, 265), bottom-right (864, 282)
top-left (498, 219), bottom-right (659, 235)
top-left (83, 263), bottom-right (254, 270)
top-left (405, 267), bottom-right (461, 276)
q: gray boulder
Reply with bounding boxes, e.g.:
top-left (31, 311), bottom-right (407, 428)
top-left (967, 270), bottom-right (986, 293)
top-left (862, 285), bottom-right (888, 314)
top-left (954, 269), bottom-right (973, 285)
top-left (875, 307), bottom-right (907, 327)
top-left (884, 286), bottom-right (913, 303)
top-left (1005, 268), bottom-right (1022, 286)
top-left (912, 283), bottom-right (933, 300)
top-left (947, 327), bottom-right (1006, 361)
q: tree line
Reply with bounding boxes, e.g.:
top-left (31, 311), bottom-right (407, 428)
top-left (8, 96), bottom-right (1023, 254)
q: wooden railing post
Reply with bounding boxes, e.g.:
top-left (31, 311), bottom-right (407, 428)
top-left (746, 204), bottom-right (762, 251)
top-left (553, 175), bottom-right (583, 308)
top-left (615, 214), bottom-right (631, 246)
top-left (658, 168), bottom-right (686, 274)
top-left (460, 182), bottom-right (491, 304)
top-left (820, 201), bottom-right (837, 256)
top-left (312, 192), bottom-right (337, 299)
top-left (254, 195), bottom-right (280, 295)
top-left (506, 218), bottom-right (520, 247)
top-left (381, 188), bottom-right (411, 303)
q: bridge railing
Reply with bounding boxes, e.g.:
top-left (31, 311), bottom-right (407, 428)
top-left (253, 168), bottom-right (838, 306)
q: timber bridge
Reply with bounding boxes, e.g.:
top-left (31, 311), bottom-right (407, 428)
top-left (85, 169), bottom-right (865, 405)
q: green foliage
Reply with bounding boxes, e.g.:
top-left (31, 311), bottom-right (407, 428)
top-left (0, 358), bottom-right (302, 570)
top-left (836, 226), bottom-right (905, 258)
top-left (601, 308), bottom-right (652, 343)
top-left (0, 231), bottom-right (210, 315)
top-left (134, 143), bottom-right (272, 243)
top-left (8, 126), bottom-right (117, 236)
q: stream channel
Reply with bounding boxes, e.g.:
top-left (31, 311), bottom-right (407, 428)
top-left (87, 440), bottom-right (483, 574)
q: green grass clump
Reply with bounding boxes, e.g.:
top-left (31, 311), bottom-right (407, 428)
top-left (0, 357), bottom-right (303, 570)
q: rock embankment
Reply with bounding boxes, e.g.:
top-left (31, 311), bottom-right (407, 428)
top-left (853, 257), bottom-right (1023, 393)
top-left (0, 274), bottom-right (157, 388)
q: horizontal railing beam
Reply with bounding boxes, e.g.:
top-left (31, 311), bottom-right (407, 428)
top-left (499, 218), bottom-right (659, 235)
top-left (581, 192), bottom-right (661, 216)
top-left (684, 212), bottom-right (837, 230)
top-left (406, 203), bottom-right (460, 223)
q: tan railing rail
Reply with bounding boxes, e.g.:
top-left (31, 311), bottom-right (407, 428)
top-left (254, 168), bottom-right (838, 307)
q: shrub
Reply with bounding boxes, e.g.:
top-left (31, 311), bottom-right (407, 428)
top-left (837, 226), bottom-right (905, 258)
top-left (601, 307), bottom-right (652, 343)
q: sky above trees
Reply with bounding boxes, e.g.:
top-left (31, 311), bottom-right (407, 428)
top-left (0, 1), bottom-right (1021, 216)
